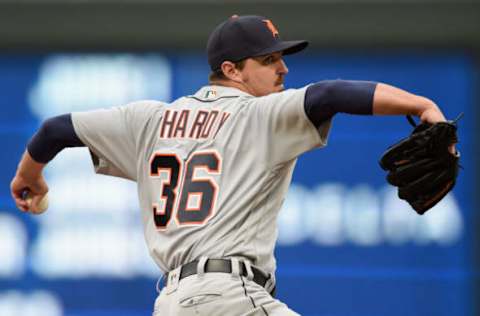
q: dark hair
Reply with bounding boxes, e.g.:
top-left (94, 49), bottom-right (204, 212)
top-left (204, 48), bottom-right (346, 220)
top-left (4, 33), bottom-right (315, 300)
top-left (208, 60), bottom-right (246, 82)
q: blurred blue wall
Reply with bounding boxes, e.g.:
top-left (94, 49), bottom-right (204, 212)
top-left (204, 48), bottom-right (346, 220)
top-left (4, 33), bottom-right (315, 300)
top-left (0, 52), bottom-right (475, 316)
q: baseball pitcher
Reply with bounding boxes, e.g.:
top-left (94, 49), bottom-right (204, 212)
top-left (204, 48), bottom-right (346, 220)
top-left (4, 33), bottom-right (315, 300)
top-left (11, 15), bottom-right (457, 315)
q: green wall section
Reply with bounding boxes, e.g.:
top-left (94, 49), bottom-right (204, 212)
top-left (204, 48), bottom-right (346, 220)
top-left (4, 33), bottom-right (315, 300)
top-left (0, 2), bottom-right (478, 50)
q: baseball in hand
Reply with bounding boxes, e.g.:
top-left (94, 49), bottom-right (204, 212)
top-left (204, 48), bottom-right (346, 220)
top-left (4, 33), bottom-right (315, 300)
top-left (22, 191), bottom-right (49, 214)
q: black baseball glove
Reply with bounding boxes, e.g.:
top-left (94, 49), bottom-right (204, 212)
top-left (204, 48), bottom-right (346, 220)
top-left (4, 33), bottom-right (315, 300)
top-left (379, 115), bottom-right (461, 215)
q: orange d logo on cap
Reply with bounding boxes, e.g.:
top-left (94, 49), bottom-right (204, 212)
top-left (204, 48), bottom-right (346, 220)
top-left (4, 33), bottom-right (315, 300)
top-left (262, 19), bottom-right (279, 37)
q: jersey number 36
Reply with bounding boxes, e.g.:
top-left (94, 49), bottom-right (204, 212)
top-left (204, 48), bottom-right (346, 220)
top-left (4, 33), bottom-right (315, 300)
top-left (149, 151), bottom-right (221, 230)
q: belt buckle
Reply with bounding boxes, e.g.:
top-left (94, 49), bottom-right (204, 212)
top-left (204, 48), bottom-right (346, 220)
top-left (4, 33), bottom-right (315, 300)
top-left (166, 266), bottom-right (181, 294)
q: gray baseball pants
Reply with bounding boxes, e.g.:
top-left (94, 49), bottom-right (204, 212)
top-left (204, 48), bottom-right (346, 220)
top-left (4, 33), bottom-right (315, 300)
top-left (153, 258), bottom-right (299, 316)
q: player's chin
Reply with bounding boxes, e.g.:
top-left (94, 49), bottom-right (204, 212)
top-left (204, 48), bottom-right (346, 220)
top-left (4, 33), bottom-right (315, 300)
top-left (275, 84), bottom-right (285, 92)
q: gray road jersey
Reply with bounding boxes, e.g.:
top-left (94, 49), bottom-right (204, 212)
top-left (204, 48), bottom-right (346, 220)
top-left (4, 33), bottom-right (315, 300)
top-left (72, 85), bottom-right (331, 276)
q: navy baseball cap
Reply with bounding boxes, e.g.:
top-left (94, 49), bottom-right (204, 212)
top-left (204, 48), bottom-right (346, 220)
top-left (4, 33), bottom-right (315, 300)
top-left (207, 15), bottom-right (308, 71)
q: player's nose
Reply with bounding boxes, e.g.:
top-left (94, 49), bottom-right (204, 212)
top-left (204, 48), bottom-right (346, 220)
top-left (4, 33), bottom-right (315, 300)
top-left (277, 58), bottom-right (288, 75)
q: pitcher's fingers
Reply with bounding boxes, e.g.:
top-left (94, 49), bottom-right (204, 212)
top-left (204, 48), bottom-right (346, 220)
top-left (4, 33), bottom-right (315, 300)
top-left (11, 191), bottom-right (29, 211)
top-left (15, 199), bottom-right (29, 212)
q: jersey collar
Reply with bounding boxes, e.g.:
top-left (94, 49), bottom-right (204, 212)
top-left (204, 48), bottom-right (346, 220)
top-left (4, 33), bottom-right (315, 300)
top-left (191, 85), bottom-right (252, 101)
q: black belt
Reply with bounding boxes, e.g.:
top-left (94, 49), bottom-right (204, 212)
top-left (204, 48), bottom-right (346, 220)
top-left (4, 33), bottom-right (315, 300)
top-left (165, 259), bottom-right (275, 296)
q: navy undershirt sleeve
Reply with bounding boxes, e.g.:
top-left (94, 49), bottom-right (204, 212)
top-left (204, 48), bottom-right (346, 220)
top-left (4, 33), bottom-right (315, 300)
top-left (27, 114), bottom-right (85, 163)
top-left (304, 80), bottom-right (378, 127)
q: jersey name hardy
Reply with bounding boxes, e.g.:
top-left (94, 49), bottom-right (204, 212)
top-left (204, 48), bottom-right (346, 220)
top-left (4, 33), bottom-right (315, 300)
top-left (159, 109), bottom-right (231, 139)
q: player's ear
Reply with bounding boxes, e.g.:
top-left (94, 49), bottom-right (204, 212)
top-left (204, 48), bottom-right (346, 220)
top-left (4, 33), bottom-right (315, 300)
top-left (221, 61), bottom-right (243, 83)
